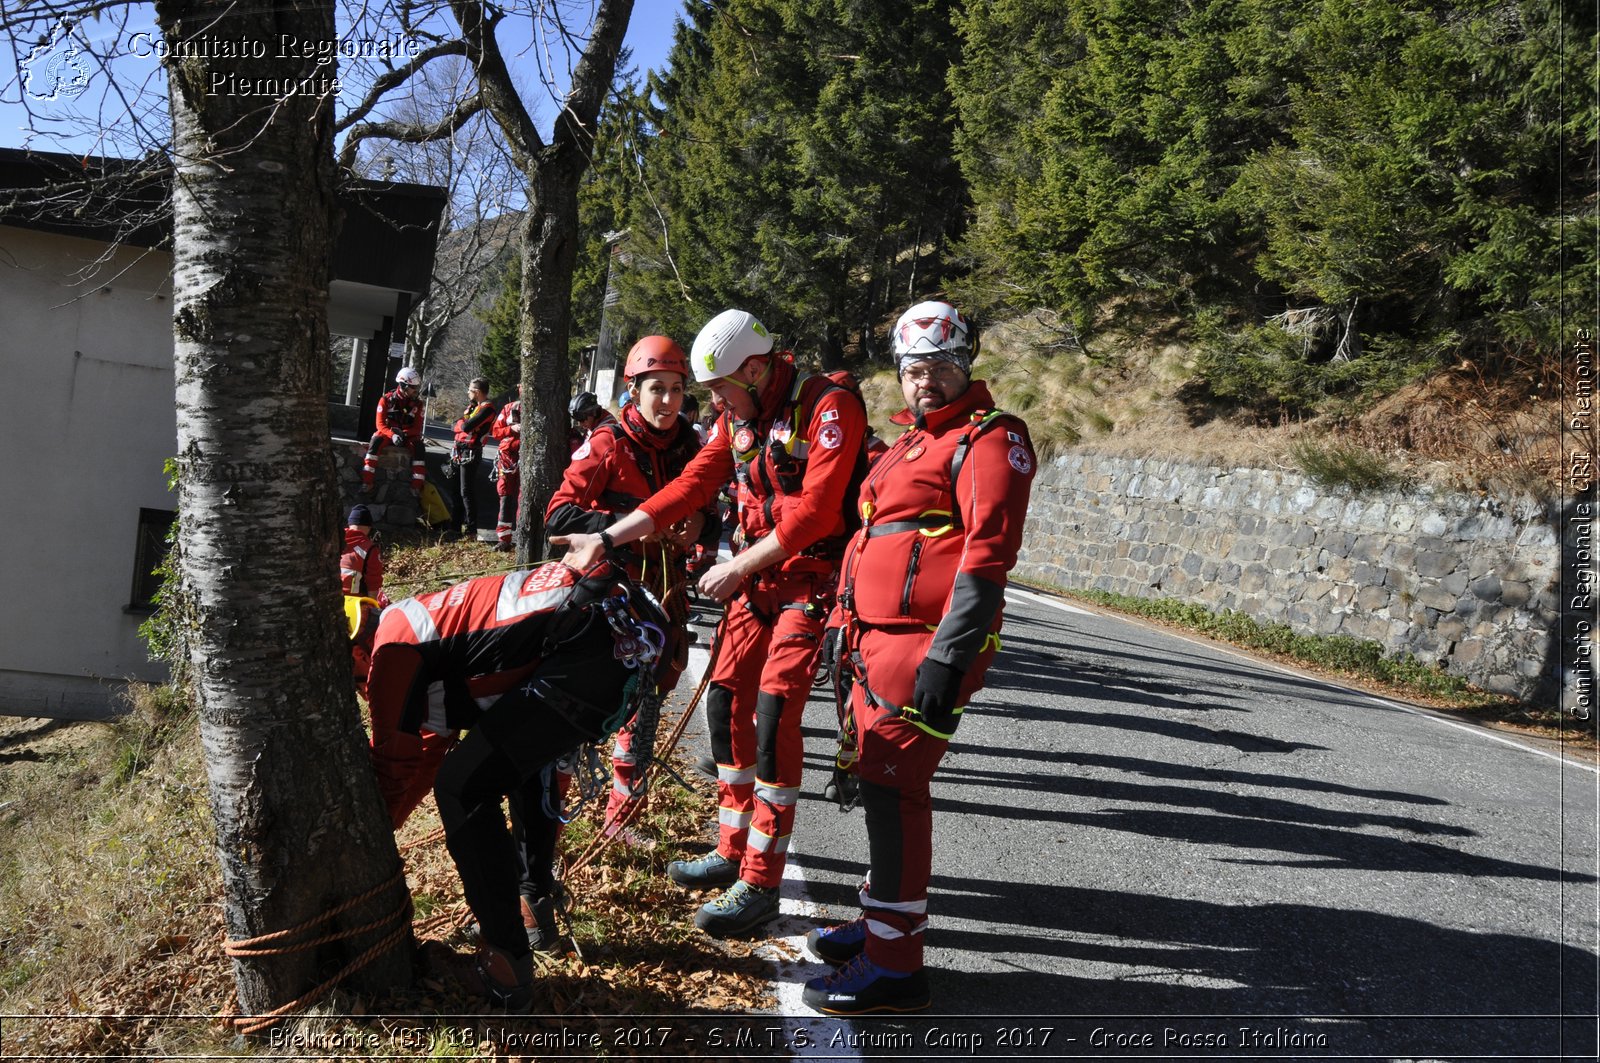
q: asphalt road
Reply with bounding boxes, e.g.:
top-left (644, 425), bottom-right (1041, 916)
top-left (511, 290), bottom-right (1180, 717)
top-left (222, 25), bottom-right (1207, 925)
top-left (673, 584), bottom-right (1600, 1061)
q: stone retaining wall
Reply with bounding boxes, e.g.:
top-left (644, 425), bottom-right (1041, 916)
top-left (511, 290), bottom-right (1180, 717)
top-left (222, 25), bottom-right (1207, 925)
top-left (1013, 453), bottom-right (1567, 701)
top-left (334, 440), bottom-right (422, 530)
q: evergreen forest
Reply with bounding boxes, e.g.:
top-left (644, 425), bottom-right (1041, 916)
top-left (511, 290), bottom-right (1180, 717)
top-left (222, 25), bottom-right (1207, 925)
top-left (512, 0), bottom-right (1590, 456)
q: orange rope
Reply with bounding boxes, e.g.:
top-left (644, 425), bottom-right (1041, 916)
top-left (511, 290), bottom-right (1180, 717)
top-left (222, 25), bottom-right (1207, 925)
top-left (220, 866), bottom-right (412, 1036)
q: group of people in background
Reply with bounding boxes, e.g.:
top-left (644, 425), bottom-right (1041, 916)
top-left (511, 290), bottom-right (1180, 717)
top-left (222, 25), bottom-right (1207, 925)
top-left (340, 299), bottom-right (1035, 1018)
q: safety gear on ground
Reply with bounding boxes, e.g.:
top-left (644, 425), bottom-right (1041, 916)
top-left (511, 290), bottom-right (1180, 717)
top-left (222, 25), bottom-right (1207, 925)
top-left (691, 309), bottom-right (773, 383)
top-left (807, 918), bottom-right (868, 966)
top-left (624, 335), bottom-right (690, 382)
top-left (667, 848), bottom-right (740, 887)
top-left (911, 657), bottom-right (964, 735)
top-left (694, 879), bottom-right (780, 938)
top-left (892, 300), bottom-right (976, 375)
top-left (568, 391), bottom-right (602, 419)
top-left (802, 952), bottom-right (931, 1015)
top-left (396, 365), bottom-right (422, 388)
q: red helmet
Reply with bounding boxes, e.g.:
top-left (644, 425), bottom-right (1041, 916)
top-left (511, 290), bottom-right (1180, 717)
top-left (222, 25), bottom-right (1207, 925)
top-left (623, 335), bottom-right (689, 383)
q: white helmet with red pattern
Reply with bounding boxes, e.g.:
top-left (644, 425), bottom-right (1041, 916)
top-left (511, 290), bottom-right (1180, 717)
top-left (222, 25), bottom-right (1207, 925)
top-left (891, 300), bottom-right (976, 374)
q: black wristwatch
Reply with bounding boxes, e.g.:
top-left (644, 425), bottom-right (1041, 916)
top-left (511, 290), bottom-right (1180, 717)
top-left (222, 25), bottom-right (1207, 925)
top-left (599, 530), bottom-right (616, 551)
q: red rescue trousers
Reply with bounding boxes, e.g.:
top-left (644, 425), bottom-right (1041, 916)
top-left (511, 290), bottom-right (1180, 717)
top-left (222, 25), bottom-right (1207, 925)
top-left (706, 565), bottom-right (832, 889)
top-left (848, 622), bottom-right (998, 972)
top-left (495, 466), bottom-right (520, 546)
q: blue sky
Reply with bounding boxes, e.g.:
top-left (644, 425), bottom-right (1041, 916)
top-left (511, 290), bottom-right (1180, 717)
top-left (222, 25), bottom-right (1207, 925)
top-left (0, 1), bottom-right (686, 155)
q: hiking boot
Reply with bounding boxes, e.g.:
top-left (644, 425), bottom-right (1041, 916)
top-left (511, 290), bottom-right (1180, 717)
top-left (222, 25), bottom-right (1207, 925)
top-left (805, 917), bottom-right (867, 965)
top-left (491, 541), bottom-right (513, 553)
top-left (694, 880), bottom-right (779, 938)
top-left (470, 944), bottom-right (534, 1013)
top-left (801, 953), bottom-right (930, 1015)
top-left (521, 895), bottom-right (561, 953)
top-left (668, 848), bottom-right (739, 888)
top-left (691, 754), bottom-right (717, 780)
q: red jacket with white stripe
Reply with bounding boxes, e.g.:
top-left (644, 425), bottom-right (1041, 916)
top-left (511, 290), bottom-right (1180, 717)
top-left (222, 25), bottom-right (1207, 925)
top-left (370, 563), bottom-right (593, 736)
top-left (837, 381), bottom-right (1035, 671)
top-left (340, 527), bottom-right (384, 600)
top-left (637, 359), bottom-right (867, 569)
top-left (375, 387), bottom-right (425, 442)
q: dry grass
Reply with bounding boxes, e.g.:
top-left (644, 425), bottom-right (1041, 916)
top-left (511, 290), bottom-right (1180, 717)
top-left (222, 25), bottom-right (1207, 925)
top-left (0, 686), bottom-right (229, 1058)
top-left (932, 315), bottom-right (1565, 495)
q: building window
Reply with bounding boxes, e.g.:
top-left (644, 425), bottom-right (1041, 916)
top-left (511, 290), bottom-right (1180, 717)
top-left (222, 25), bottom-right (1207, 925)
top-left (129, 508), bottom-right (176, 612)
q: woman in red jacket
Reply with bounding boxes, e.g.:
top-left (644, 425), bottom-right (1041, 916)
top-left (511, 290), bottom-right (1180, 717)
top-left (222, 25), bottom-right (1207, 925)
top-left (546, 336), bottom-right (717, 843)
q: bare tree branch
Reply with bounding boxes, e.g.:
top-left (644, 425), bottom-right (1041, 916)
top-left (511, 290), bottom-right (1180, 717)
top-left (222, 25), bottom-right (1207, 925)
top-left (334, 37), bottom-right (470, 135)
top-left (338, 92), bottom-right (484, 171)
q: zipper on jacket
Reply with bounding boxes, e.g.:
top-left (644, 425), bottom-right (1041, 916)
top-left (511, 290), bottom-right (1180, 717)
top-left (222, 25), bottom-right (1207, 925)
top-left (901, 538), bottom-right (925, 616)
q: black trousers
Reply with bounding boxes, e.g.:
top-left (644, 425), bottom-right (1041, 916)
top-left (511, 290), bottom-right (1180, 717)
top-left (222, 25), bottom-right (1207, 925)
top-left (432, 682), bottom-right (606, 959)
top-left (449, 455), bottom-right (482, 533)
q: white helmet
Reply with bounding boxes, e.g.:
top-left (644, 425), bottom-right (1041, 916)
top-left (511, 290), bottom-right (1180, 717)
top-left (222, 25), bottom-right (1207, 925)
top-left (892, 300), bottom-right (975, 373)
top-left (691, 309), bottom-right (773, 383)
top-left (395, 366), bottom-right (422, 388)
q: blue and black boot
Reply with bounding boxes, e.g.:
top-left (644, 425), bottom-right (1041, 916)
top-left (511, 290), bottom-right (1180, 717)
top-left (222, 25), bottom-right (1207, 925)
top-left (802, 953), bottom-right (931, 1015)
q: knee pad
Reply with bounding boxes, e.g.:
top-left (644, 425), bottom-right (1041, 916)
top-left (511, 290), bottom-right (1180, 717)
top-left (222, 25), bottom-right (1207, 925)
top-left (754, 690), bottom-right (784, 783)
top-left (705, 683), bottom-right (735, 765)
top-left (858, 778), bottom-right (905, 897)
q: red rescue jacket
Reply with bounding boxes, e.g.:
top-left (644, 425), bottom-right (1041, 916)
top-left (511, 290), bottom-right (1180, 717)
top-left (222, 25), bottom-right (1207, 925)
top-left (376, 386), bottom-right (425, 442)
top-left (637, 359), bottom-right (868, 570)
top-left (838, 381), bottom-right (1036, 671)
top-left (453, 399), bottom-right (498, 456)
top-left (491, 399), bottom-right (521, 471)
top-left (546, 403), bottom-right (716, 549)
top-left (371, 561), bottom-right (669, 737)
top-left (340, 527), bottom-right (384, 600)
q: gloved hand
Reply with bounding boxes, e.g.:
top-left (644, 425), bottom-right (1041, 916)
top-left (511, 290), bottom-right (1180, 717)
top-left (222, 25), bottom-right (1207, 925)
top-left (391, 432), bottom-right (406, 446)
top-left (911, 657), bottom-right (965, 735)
top-left (819, 626), bottom-right (842, 672)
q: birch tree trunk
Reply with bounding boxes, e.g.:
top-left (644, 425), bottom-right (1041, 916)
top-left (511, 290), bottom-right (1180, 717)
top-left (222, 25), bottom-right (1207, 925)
top-left (156, 0), bottom-right (412, 1017)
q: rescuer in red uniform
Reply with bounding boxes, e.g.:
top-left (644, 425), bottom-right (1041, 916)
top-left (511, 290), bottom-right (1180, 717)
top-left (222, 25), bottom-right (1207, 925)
top-left (362, 365), bottom-right (427, 496)
top-left (546, 335), bottom-right (718, 843)
top-left (801, 300), bottom-right (1036, 1015)
top-left (364, 558), bottom-right (674, 1010)
top-left (553, 308), bottom-right (868, 938)
top-left (489, 385), bottom-right (522, 552)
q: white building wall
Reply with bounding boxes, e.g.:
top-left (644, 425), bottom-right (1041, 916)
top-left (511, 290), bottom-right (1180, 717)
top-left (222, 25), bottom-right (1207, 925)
top-left (0, 226), bottom-right (176, 716)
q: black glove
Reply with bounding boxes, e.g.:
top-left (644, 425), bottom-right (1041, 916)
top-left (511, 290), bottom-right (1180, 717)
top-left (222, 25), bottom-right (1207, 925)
top-left (391, 432), bottom-right (406, 446)
top-left (911, 657), bottom-right (965, 735)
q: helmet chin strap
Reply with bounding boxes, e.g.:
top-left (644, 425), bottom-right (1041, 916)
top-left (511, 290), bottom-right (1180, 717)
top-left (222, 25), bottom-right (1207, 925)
top-left (736, 357), bottom-right (770, 408)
